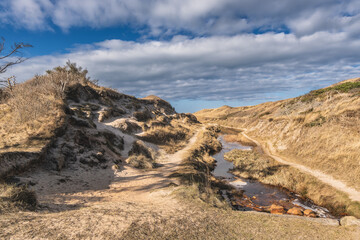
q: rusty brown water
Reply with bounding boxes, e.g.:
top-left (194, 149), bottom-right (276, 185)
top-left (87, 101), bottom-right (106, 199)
top-left (212, 135), bottom-right (334, 218)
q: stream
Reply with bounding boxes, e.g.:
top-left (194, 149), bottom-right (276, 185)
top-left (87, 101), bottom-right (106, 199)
top-left (212, 135), bottom-right (334, 218)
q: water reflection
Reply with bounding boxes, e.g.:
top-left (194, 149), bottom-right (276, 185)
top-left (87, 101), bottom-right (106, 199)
top-left (212, 135), bottom-right (333, 218)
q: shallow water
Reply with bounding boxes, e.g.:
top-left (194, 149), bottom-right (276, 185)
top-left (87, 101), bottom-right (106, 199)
top-left (212, 135), bottom-right (334, 218)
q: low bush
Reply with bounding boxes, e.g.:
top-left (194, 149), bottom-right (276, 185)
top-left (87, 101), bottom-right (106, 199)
top-left (126, 141), bottom-right (156, 169)
top-left (0, 183), bottom-right (37, 213)
top-left (0, 61), bottom-right (93, 150)
top-left (301, 80), bottom-right (360, 102)
top-left (128, 140), bottom-right (155, 160)
top-left (133, 110), bottom-right (152, 122)
top-left (140, 124), bottom-right (190, 146)
top-left (126, 155), bottom-right (154, 169)
top-left (304, 116), bottom-right (326, 127)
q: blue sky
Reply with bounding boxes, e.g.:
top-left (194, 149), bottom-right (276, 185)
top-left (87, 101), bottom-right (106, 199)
top-left (1, 0), bottom-right (360, 113)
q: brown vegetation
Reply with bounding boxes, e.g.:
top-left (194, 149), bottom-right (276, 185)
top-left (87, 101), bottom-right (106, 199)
top-left (0, 61), bottom-right (94, 151)
top-left (141, 124), bottom-right (189, 145)
top-left (140, 120), bottom-right (195, 153)
top-left (223, 133), bottom-right (257, 147)
top-left (133, 109), bottom-right (152, 122)
top-left (126, 155), bottom-right (154, 169)
top-left (126, 140), bottom-right (156, 169)
top-left (172, 126), bottom-right (225, 206)
top-left (0, 183), bottom-right (37, 213)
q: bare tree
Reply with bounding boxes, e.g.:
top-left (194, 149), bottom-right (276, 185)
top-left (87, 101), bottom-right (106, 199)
top-left (0, 37), bottom-right (32, 90)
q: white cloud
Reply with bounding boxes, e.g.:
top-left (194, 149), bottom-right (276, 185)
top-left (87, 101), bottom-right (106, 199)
top-left (2, 0), bottom-right (360, 106)
top-left (1, 0), bottom-right (53, 30)
top-left (6, 32), bottom-right (360, 102)
top-left (1, 0), bottom-right (359, 37)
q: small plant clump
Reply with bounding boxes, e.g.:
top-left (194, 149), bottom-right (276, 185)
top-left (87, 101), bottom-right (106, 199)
top-left (0, 183), bottom-right (37, 213)
top-left (126, 141), bottom-right (156, 169)
top-left (133, 110), bottom-right (152, 122)
top-left (259, 111), bottom-right (271, 117)
top-left (126, 155), bottom-right (154, 169)
top-left (305, 116), bottom-right (326, 127)
top-left (141, 126), bottom-right (188, 144)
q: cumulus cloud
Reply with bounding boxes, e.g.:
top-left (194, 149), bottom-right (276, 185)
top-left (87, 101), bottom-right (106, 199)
top-left (1, 0), bottom-right (359, 37)
top-left (6, 32), bottom-right (360, 102)
top-left (0, 0), bottom-right (53, 30)
top-left (2, 0), bottom-right (360, 107)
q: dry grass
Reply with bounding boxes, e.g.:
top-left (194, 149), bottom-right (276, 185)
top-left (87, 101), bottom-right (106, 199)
top-left (126, 155), bottom-right (154, 169)
top-left (195, 78), bottom-right (360, 192)
top-left (141, 124), bottom-right (189, 145)
top-left (1, 196), bottom-right (359, 239)
top-left (0, 62), bottom-right (94, 151)
top-left (120, 205), bottom-right (358, 240)
top-left (140, 120), bottom-right (195, 153)
top-left (171, 126), bottom-right (225, 207)
top-left (126, 140), bottom-right (156, 169)
top-left (224, 134), bottom-right (257, 147)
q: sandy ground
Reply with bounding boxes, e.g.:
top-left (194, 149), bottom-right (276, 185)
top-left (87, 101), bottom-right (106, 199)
top-left (0, 128), bottom-right (202, 239)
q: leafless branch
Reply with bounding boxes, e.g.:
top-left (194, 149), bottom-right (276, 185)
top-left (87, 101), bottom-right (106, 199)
top-left (0, 37), bottom-right (33, 74)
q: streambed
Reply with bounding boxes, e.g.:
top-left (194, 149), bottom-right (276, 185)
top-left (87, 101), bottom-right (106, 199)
top-left (212, 135), bottom-right (334, 218)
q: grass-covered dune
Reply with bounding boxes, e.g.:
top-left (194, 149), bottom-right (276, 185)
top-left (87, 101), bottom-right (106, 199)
top-left (195, 78), bottom-right (360, 217)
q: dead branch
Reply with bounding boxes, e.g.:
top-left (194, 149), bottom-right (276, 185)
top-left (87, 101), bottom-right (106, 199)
top-left (0, 37), bottom-right (33, 74)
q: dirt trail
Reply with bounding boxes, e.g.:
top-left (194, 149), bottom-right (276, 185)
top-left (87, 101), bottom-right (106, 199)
top-left (0, 128), bottom-right (203, 239)
top-left (52, 126), bottom-right (202, 208)
top-left (100, 126), bottom-right (202, 203)
top-left (221, 125), bottom-right (360, 202)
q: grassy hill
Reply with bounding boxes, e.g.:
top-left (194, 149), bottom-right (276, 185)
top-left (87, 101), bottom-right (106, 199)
top-left (195, 77), bottom-right (360, 216)
top-left (0, 62), bottom-right (198, 212)
top-left (1, 68), bottom-right (359, 238)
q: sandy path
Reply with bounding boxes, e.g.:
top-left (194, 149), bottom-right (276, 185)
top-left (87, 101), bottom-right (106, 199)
top-left (221, 125), bottom-right (360, 202)
top-left (99, 127), bottom-right (202, 203)
top-left (45, 126), bottom-right (203, 208)
top-left (0, 128), bottom-right (203, 239)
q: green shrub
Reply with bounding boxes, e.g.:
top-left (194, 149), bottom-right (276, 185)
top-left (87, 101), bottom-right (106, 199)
top-left (301, 81), bottom-right (360, 102)
top-left (305, 116), bottom-right (326, 127)
top-left (333, 81), bottom-right (360, 92)
top-left (259, 111), bottom-right (271, 117)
